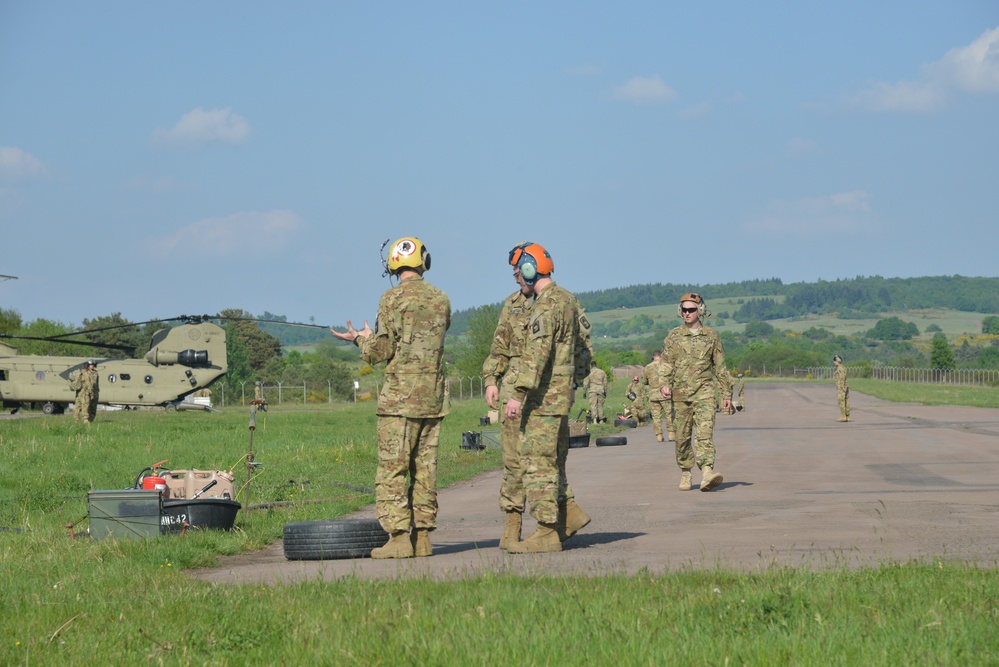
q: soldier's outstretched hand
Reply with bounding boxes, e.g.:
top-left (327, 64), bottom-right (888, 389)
top-left (331, 319), bottom-right (373, 343)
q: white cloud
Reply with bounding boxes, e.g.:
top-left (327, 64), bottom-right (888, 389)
top-left (566, 64), bottom-right (602, 77)
top-left (849, 25), bottom-right (999, 112)
top-left (152, 107), bottom-right (251, 146)
top-left (144, 210), bottom-right (301, 258)
top-left (677, 102), bottom-right (712, 120)
top-left (849, 79), bottom-right (945, 113)
top-left (928, 25), bottom-right (999, 93)
top-left (745, 191), bottom-right (876, 237)
top-left (613, 75), bottom-right (677, 105)
top-left (0, 147), bottom-right (46, 178)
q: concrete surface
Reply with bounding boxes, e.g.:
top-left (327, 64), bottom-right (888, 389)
top-left (191, 383), bottom-right (999, 584)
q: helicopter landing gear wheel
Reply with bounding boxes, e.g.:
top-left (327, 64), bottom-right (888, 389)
top-left (41, 402), bottom-right (57, 415)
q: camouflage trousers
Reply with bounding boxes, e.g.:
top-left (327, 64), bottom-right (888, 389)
top-left (672, 398), bottom-right (717, 471)
top-left (503, 405), bottom-right (575, 516)
top-left (375, 415), bottom-right (441, 534)
top-left (73, 391), bottom-right (98, 423)
top-left (838, 387), bottom-right (850, 419)
top-left (648, 399), bottom-right (672, 438)
top-left (588, 392), bottom-right (605, 421)
top-left (516, 409), bottom-right (571, 525)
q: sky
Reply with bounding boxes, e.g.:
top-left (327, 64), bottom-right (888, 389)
top-left (2, 1), bottom-right (998, 331)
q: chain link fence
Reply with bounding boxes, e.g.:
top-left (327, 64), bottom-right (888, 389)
top-left (750, 365), bottom-right (999, 386)
top-left (213, 376), bottom-right (490, 408)
top-left (210, 367), bottom-right (998, 407)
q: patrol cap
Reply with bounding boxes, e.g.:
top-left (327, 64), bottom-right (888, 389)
top-left (833, 355), bottom-right (843, 363)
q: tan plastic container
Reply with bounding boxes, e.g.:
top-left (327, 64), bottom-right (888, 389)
top-left (161, 469), bottom-right (235, 500)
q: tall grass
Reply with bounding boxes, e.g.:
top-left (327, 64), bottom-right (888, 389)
top-left (2, 390), bottom-right (997, 664)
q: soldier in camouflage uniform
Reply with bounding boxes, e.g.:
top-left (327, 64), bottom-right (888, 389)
top-left (331, 237), bottom-right (450, 559)
top-left (583, 360), bottom-right (608, 423)
top-left (626, 375), bottom-right (646, 421)
top-left (734, 373), bottom-right (745, 412)
top-left (503, 242), bottom-right (592, 554)
top-left (834, 355), bottom-right (850, 422)
top-left (483, 244), bottom-right (592, 550)
top-left (71, 360), bottom-right (100, 424)
top-left (660, 293), bottom-right (731, 492)
top-left (641, 351), bottom-right (672, 442)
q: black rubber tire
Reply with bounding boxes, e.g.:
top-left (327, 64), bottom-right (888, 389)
top-left (41, 402), bottom-right (56, 415)
top-left (613, 418), bottom-right (638, 428)
top-left (567, 434), bottom-right (590, 449)
top-left (283, 519), bottom-right (389, 561)
top-left (595, 436), bottom-right (627, 447)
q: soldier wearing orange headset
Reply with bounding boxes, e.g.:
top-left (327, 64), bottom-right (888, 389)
top-left (501, 242), bottom-right (593, 553)
top-left (659, 293), bottom-right (731, 492)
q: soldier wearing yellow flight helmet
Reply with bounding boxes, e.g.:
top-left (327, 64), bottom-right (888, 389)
top-left (331, 237), bottom-right (451, 559)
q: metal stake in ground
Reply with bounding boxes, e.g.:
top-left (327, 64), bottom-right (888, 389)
top-left (245, 406), bottom-right (257, 518)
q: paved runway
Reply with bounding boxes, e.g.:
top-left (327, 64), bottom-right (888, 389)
top-left (192, 383), bottom-right (999, 583)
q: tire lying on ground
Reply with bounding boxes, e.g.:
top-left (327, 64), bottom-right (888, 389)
top-left (594, 436), bottom-right (627, 447)
top-left (613, 418), bottom-right (638, 428)
top-left (283, 519), bottom-right (388, 560)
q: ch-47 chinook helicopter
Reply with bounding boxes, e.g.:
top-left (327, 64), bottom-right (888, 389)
top-left (0, 316), bottom-right (228, 414)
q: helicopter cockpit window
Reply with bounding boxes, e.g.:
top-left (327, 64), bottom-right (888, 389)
top-left (144, 375), bottom-right (154, 384)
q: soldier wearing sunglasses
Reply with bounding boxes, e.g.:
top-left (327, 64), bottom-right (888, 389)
top-left (659, 293), bottom-right (731, 492)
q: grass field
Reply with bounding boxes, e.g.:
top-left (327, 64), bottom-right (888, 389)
top-left (2, 386), bottom-right (998, 664)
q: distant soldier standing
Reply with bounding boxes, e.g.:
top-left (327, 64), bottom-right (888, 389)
top-left (71, 360), bottom-right (100, 424)
top-left (735, 373), bottom-right (746, 412)
top-left (504, 242), bottom-right (592, 554)
top-left (331, 237), bottom-right (450, 559)
top-left (583, 360), bottom-right (608, 423)
top-left (834, 355), bottom-right (850, 422)
top-left (641, 351), bottom-right (671, 442)
top-left (626, 374), bottom-right (645, 421)
top-left (661, 293), bottom-right (731, 492)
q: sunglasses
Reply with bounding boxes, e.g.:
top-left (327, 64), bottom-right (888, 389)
top-left (681, 307), bottom-right (699, 314)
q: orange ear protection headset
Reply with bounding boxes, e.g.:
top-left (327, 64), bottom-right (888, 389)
top-left (508, 242), bottom-right (554, 285)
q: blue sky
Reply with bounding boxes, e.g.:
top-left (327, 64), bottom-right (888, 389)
top-left (2, 2), bottom-right (998, 330)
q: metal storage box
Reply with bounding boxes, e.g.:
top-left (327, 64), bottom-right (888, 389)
top-left (88, 489), bottom-right (162, 540)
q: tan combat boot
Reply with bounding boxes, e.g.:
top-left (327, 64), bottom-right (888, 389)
top-left (700, 465), bottom-right (723, 492)
top-left (678, 470), bottom-right (692, 491)
top-left (837, 416), bottom-right (849, 422)
top-left (563, 499), bottom-right (591, 540)
top-left (656, 433), bottom-right (664, 442)
top-left (507, 523), bottom-right (562, 554)
top-left (371, 531), bottom-right (414, 559)
top-left (667, 431), bottom-right (675, 441)
top-left (499, 511), bottom-right (522, 551)
top-left (412, 528), bottom-right (432, 557)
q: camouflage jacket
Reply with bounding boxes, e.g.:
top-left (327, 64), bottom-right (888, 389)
top-left (641, 359), bottom-right (667, 402)
top-left (357, 276), bottom-right (451, 418)
top-left (78, 367), bottom-right (99, 400)
top-left (626, 378), bottom-right (641, 401)
top-left (661, 324), bottom-right (731, 402)
top-left (481, 290), bottom-right (535, 403)
top-left (583, 366), bottom-right (607, 396)
top-left (834, 364), bottom-right (848, 392)
top-left (510, 282), bottom-right (591, 416)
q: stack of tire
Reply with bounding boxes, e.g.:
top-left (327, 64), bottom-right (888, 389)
top-left (283, 519), bottom-right (388, 560)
